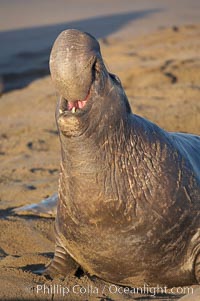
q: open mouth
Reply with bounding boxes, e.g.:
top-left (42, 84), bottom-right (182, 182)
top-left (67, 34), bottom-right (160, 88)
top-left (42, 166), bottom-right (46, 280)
top-left (67, 89), bottom-right (90, 113)
top-left (59, 88), bottom-right (91, 115)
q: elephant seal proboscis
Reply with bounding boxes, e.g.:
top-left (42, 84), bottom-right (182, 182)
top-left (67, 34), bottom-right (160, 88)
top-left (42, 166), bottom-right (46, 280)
top-left (45, 29), bottom-right (200, 288)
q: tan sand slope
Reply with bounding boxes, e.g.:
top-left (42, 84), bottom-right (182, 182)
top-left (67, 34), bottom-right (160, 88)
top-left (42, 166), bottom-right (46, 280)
top-left (0, 24), bottom-right (200, 300)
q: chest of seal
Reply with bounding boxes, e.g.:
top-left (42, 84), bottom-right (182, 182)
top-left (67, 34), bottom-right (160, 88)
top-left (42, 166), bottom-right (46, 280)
top-left (47, 29), bottom-right (200, 287)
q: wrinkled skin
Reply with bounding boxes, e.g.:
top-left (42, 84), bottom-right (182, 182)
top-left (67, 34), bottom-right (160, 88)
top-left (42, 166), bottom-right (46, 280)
top-left (47, 29), bottom-right (200, 287)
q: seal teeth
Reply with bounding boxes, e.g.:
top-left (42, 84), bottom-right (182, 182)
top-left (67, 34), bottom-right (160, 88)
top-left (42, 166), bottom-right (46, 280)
top-left (59, 109), bottom-right (63, 114)
top-left (72, 107), bottom-right (76, 114)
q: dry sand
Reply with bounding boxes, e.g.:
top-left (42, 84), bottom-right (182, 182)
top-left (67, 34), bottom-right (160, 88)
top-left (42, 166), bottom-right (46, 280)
top-left (0, 24), bottom-right (200, 300)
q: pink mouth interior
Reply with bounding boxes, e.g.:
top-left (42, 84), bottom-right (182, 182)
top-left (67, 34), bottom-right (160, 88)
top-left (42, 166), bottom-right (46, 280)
top-left (67, 90), bottom-right (90, 111)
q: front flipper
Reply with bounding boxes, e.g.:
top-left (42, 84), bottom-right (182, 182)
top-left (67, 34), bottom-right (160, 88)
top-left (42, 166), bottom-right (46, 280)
top-left (44, 243), bottom-right (79, 279)
top-left (13, 193), bottom-right (58, 217)
top-left (195, 253), bottom-right (200, 284)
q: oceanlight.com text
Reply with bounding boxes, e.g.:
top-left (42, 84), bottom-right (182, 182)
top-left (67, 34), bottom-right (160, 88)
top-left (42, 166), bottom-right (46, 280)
top-left (36, 283), bottom-right (194, 297)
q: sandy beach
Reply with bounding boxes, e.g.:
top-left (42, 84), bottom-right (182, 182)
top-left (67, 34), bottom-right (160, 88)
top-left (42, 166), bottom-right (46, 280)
top-left (0, 1), bottom-right (200, 300)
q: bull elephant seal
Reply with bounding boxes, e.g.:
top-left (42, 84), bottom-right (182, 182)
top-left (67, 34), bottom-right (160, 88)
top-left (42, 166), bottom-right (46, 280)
top-left (46, 29), bottom-right (200, 288)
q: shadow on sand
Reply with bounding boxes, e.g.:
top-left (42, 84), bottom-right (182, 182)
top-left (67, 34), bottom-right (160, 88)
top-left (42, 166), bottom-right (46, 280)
top-left (0, 9), bottom-right (159, 93)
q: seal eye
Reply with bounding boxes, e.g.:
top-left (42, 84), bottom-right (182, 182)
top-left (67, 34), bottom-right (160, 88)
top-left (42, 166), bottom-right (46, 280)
top-left (110, 73), bottom-right (121, 84)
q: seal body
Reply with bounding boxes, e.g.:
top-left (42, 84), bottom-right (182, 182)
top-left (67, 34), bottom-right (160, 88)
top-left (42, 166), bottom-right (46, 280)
top-left (47, 29), bottom-right (200, 287)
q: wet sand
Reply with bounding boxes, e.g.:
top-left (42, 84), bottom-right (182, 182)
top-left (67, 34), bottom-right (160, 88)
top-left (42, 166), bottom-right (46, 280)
top-left (0, 22), bottom-right (200, 301)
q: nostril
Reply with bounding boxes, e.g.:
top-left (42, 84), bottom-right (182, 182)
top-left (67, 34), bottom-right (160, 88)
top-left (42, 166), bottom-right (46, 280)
top-left (92, 57), bottom-right (99, 82)
top-left (91, 61), bottom-right (96, 83)
top-left (92, 58), bottom-right (97, 71)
